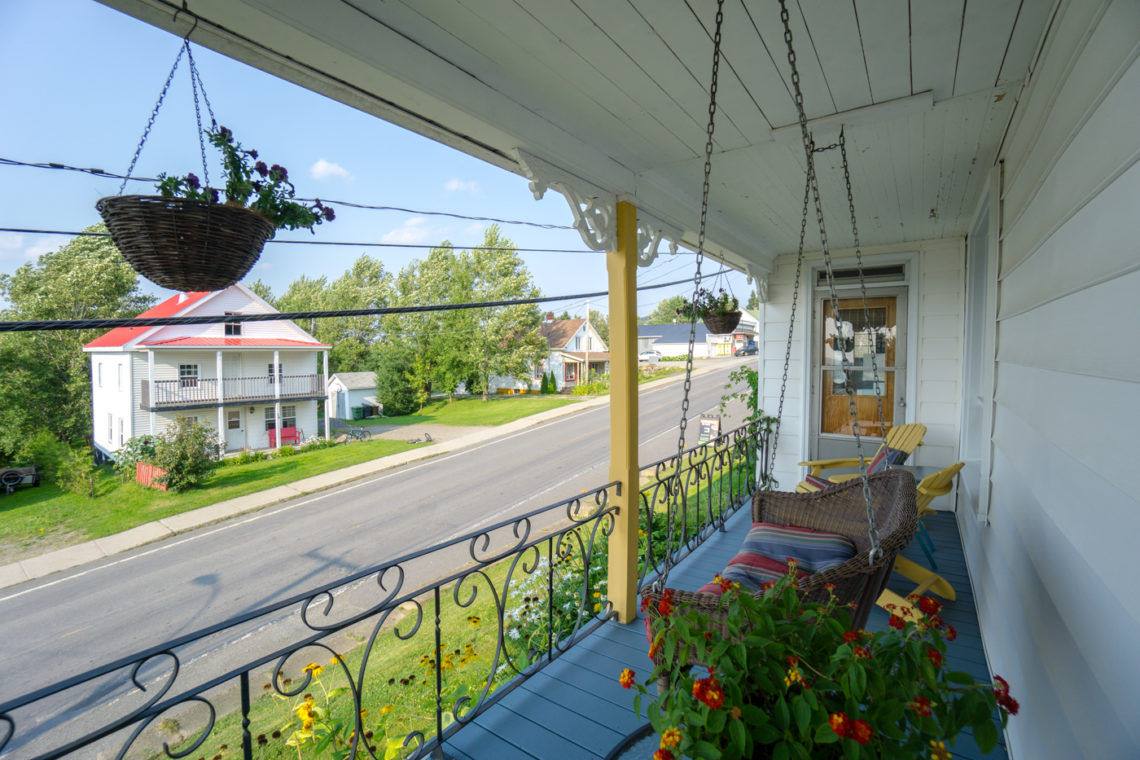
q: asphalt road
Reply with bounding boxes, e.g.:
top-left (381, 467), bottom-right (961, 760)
top-left (0, 359), bottom-right (749, 751)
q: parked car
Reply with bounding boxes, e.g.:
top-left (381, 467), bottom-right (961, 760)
top-left (638, 350), bottom-right (660, 364)
top-left (734, 342), bottom-right (758, 357)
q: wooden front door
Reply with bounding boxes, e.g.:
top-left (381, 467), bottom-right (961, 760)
top-left (811, 289), bottom-right (907, 461)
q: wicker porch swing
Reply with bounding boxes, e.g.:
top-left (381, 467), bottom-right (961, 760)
top-left (640, 0), bottom-right (917, 637)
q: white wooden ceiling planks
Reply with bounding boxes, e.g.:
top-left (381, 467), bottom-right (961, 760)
top-left (850, 0), bottom-right (913, 104)
top-left (953, 0), bottom-right (1024, 97)
top-left (910, 0), bottom-right (966, 102)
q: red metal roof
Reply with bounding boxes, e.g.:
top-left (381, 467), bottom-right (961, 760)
top-left (138, 337), bottom-right (330, 348)
top-left (83, 292), bottom-right (213, 349)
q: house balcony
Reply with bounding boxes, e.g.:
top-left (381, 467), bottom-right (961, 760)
top-left (138, 374), bottom-right (326, 412)
top-left (0, 423), bottom-right (1002, 759)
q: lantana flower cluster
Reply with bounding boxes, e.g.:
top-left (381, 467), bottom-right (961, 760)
top-left (623, 566), bottom-right (1016, 759)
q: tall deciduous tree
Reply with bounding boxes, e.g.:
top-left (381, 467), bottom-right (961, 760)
top-left (746, 290), bottom-right (759, 311)
top-left (639, 295), bottom-right (688, 325)
top-left (587, 310), bottom-right (610, 345)
top-left (0, 225), bottom-right (154, 457)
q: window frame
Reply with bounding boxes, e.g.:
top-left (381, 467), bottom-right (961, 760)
top-left (179, 364), bottom-right (199, 388)
top-left (224, 312), bottom-right (242, 337)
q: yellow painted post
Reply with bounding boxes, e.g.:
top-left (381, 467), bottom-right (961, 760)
top-left (607, 201), bottom-right (640, 623)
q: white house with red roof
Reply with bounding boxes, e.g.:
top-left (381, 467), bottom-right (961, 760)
top-left (83, 284), bottom-right (330, 458)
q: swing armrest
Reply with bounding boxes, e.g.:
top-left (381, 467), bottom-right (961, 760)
top-left (797, 457), bottom-right (861, 477)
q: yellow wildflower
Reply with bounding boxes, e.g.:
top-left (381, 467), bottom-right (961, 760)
top-left (784, 668), bottom-right (802, 687)
top-left (660, 728), bottom-right (682, 748)
top-left (381, 704), bottom-right (394, 715)
top-left (302, 663), bottom-right (323, 678)
top-left (929, 740), bottom-right (951, 760)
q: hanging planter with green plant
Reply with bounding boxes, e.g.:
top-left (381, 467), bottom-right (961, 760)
top-left (676, 288), bottom-right (742, 334)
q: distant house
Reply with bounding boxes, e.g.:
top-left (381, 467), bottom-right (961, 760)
top-left (83, 284), bottom-right (330, 457)
top-left (639, 311), bottom-right (759, 357)
top-left (327, 372), bottom-right (380, 419)
top-left (488, 315), bottom-right (609, 393)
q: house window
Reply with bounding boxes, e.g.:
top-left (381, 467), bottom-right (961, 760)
top-left (118, 418), bottom-right (124, 446)
top-left (264, 406), bottom-right (296, 430)
top-left (267, 362), bottom-right (284, 383)
top-left (97, 363), bottom-right (103, 387)
top-left (574, 336), bottom-right (581, 350)
top-left (107, 413), bottom-right (112, 443)
top-left (179, 364), bottom-right (199, 388)
top-left (117, 364), bottom-right (122, 391)
top-left (224, 312), bottom-right (242, 336)
top-left (565, 363), bottom-right (578, 382)
top-left (227, 410), bottom-right (241, 430)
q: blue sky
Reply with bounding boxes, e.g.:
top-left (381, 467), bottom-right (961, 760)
top-left (0, 0), bottom-right (752, 319)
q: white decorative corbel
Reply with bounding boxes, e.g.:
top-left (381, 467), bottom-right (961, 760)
top-left (515, 150), bottom-right (615, 251)
top-left (635, 210), bottom-right (683, 267)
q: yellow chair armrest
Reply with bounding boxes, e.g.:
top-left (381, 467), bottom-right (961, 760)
top-left (797, 457), bottom-right (860, 477)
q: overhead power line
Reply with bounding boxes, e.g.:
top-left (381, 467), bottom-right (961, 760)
top-left (0, 271), bottom-right (729, 334)
top-left (0, 157), bottom-right (574, 230)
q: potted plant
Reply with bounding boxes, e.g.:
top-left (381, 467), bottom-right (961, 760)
top-left (620, 571), bottom-right (1016, 759)
top-left (676, 289), bottom-right (742, 334)
top-left (97, 126), bottom-right (334, 292)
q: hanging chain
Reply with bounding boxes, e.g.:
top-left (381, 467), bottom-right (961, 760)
top-left (118, 43), bottom-right (187, 194)
top-left (767, 176), bottom-right (810, 484)
top-left (185, 41), bottom-right (211, 189)
top-left (778, 0), bottom-right (881, 561)
top-left (186, 42), bottom-right (217, 130)
top-left (653, 0), bottom-right (724, 594)
top-left (840, 128), bottom-right (887, 436)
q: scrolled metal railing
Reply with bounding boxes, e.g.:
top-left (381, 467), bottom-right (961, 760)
top-left (0, 482), bottom-right (617, 760)
top-left (637, 420), bottom-right (771, 589)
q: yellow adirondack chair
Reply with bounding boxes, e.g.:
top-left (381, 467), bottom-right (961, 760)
top-left (795, 423), bottom-right (927, 493)
top-left (878, 461), bottom-right (965, 612)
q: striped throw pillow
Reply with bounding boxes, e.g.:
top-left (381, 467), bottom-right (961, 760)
top-left (695, 522), bottom-right (857, 595)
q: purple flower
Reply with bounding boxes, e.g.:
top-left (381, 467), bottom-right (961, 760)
top-left (323, 205), bottom-right (335, 221)
top-left (252, 181), bottom-right (263, 192)
top-left (269, 164), bottom-right (288, 181)
top-left (249, 149), bottom-right (259, 159)
top-left (207, 188), bottom-right (219, 203)
top-left (186, 173), bottom-right (200, 189)
top-left (255, 161), bottom-right (268, 177)
top-left (217, 126), bottom-right (233, 143)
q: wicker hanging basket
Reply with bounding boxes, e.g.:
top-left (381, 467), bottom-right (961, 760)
top-left (701, 310), bottom-right (742, 334)
top-left (97, 195), bottom-right (276, 292)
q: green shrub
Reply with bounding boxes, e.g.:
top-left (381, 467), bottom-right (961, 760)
top-left (373, 344), bottom-right (418, 416)
top-left (152, 418), bottom-right (220, 492)
top-left (234, 448), bottom-right (267, 465)
top-left (58, 446), bottom-right (97, 497)
top-left (17, 430), bottom-right (68, 483)
top-left (548, 371), bottom-right (558, 392)
top-left (113, 435), bottom-right (156, 480)
top-left (300, 437), bottom-right (337, 453)
top-left (539, 372), bottom-right (549, 394)
top-left (274, 445), bottom-right (297, 458)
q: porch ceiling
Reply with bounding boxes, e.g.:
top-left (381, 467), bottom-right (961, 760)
top-left (98, 0), bottom-right (1053, 273)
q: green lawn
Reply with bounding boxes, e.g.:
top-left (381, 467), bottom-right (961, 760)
top-left (0, 438), bottom-right (419, 554)
top-left (359, 395), bottom-right (578, 428)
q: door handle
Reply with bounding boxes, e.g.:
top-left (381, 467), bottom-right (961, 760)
top-left (899, 396), bottom-right (906, 408)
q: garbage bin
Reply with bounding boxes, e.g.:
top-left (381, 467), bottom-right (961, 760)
top-left (352, 406), bottom-right (364, 420)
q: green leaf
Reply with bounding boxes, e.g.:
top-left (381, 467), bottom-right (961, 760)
top-left (729, 717), bottom-right (747, 754)
top-left (633, 693), bottom-right (642, 719)
top-left (946, 670), bottom-right (975, 685)
top-left (688, 708), bottom-right (707, 727)
top-left (792, 695), bottom-right (811, 738)
top-left (693, 739), bottom-right (723, 759)
top-left (773, 740), bottom-right (791, 760)
top-left (754, 723), bottom-right (782, 744)
top-left (814, 721), bottom-right (839, 743)
top-left (975, 717), bottom-right (999, 753)
top-left (707, 707), bottom-right (727, 734)
top-left (774, 697), bottom-right (791, 730)
top-left (842, 737), bottom-right (861, 760)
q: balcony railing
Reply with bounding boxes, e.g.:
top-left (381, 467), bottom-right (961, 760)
top-left (0, 423), bottom-right (767, 760)
top-left (139, 374), bottom-right (326, 410)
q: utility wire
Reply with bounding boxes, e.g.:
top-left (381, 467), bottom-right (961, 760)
top-left (0, 157), bottom-right (574, 230)
top-left (0, 227), bottom-right (597, 255)
top-left (0, 272), bottom-right (730, 334)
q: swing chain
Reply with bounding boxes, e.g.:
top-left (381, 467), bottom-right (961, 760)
top-left (653, 0), bottom-right (724, 594)
top-left (840, 128), bottom-right (887, 436)
top-left (779, 0), bottom-right (882, 562)
top-left (119, 43), bottom-right (187, 194)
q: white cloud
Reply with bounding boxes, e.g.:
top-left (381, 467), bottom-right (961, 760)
top-left (0, 232), bottom-right (68, 265)
top-left (445, 178), bottom-right (479, 193)
top-left (380, 217), bottom-right (442, 245)
top-left (464, 222), bottom-right (485, 237)
top-left (309, 158), bottom-right (351, 181)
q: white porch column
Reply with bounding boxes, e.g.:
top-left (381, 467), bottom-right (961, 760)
top-left (322, 350), bottom-right (330, 441)
top-left (147, 350), bottom-right (155, 435)
top-left (216, 350), bottom-right (225, 453)
top-left (273, 349), bottom-right (281, 450)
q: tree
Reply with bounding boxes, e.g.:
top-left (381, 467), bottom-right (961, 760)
top-left (274, 255), bottom-right (393, 374)
top-left (587, 310), bottom-right (610, 345)
top-left (746, 290), bottom-right (759, 310)
top-left (372, 341), bottom-right (418, 416)
top-left (639, 295), bottom-right (688, 325)
top-left (247, 278), bottom-right (276, 304)
top-left (0, 226), bottom-right (155, 457)
top-left (152, 418), bottom-right (219, 492)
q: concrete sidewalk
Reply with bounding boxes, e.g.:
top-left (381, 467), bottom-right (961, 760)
top-left (0, 362), bottom-right (729, 590)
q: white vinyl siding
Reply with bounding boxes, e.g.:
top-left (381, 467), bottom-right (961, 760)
top-left (956, 3), bottom-right (1140, 757)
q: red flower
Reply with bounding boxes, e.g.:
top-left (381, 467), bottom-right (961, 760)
top-left (909, 695), bottom-right (933, 717)
top-left (944, 624), bottom-right (958, 642)
top-left (760, 580), bottom-right (777, 593)
top-left (993, 675), bottom-right (1010, 697)
top-left (653, 750), bottom-right (675, 760)
top-left (918, 596), bottom-right (942, 615)
top-left (658, 589), bottom-right (676, 616)
top-left (926, 648), bottom-right (944, 668)
top-left (855, 645), bottom-right (873, 659)
top-left (888, 614), bottom-right (905, 630)
top-left (851, 719), bottom-right (873, 745)
top-left (993, 676), bottom-right (1019, 715)
top-left (829, 712), bottom-right (852, 738)
top-left (648, 636), bottom-right (662, 660)
top-left (619, 669), bottom-right (635, 689)
top-left (640, 595), bottom-right (651, 613)
top-left (842, 630), bottom-right (861, 643)
top-left (823, 582), bottom-right (836, 591)
top-left (693, 677), bottom-right (724, 708)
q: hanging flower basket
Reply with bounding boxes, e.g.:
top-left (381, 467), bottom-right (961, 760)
top-left (97, 195), bottom-right (275, 292)
top-left (702, 310), bottom-right (742, 334)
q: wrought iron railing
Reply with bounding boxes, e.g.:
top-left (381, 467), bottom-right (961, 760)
top-left (141, 374), bottom-right (325, 409)
top-left (0, 483), bottom-right (617, 760)
top-left (637, 420), bottom-right (771, 589)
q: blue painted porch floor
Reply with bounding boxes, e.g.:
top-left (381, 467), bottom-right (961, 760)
top-left (443, 507), bottom-right (1007, 760)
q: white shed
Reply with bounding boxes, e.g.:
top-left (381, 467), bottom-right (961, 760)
top-left (327, 372), bottom-right (379, 420)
